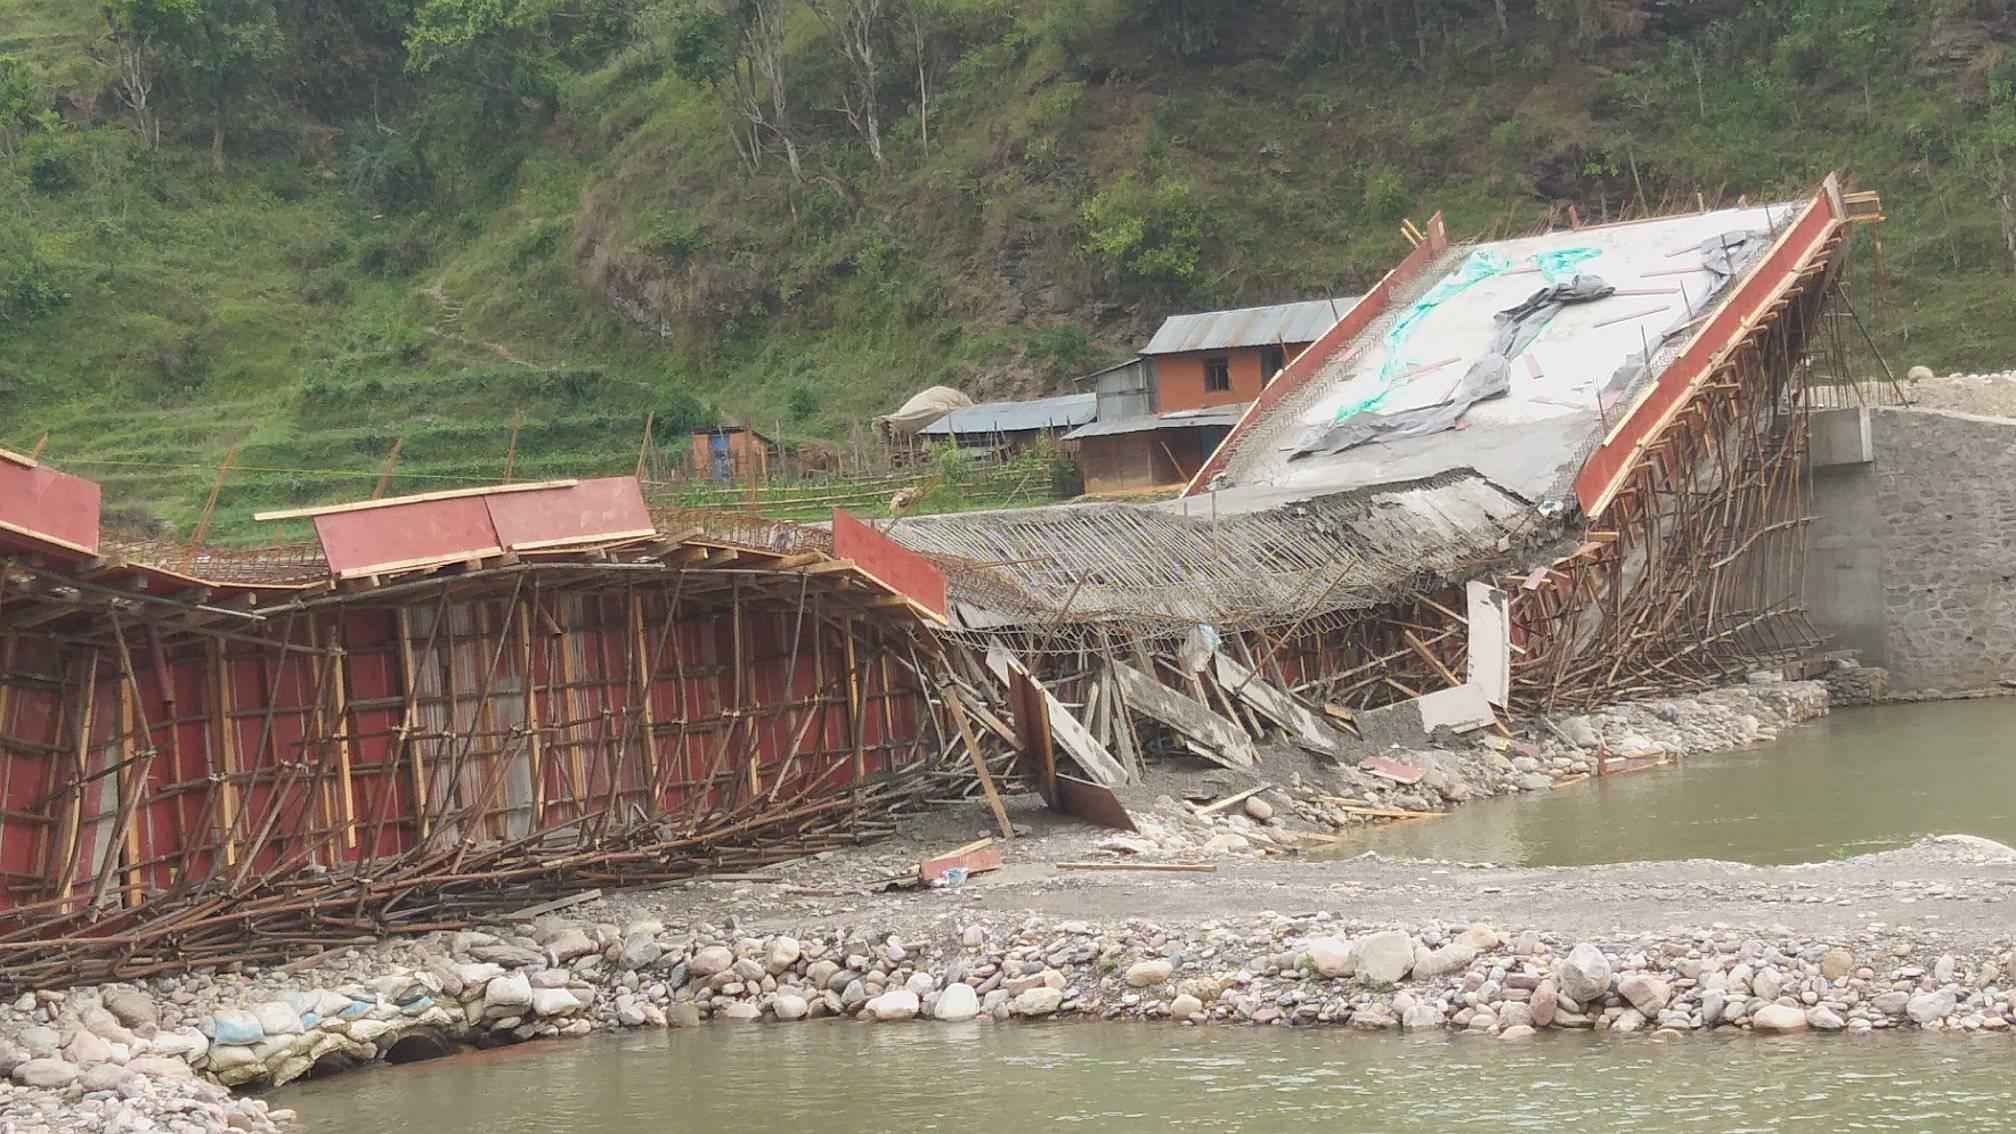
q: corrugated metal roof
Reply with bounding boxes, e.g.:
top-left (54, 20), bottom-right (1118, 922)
top-left (918, 392), bottom-right (1097, 436)
top-left (1143, 296), bottom-right (1359, 355)
top-left (1062, 403), bottom-right (1250, 441)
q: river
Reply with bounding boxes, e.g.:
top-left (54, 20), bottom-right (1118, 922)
top-left (1356, 699), bottom-right (2016, 866)
top-left (281, 1021), bottom-right (2016, 1131)
top-left (279, 699), bottom-right (2016, 1131)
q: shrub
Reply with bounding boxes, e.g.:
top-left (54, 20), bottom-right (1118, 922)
top-left (0, 229), bottom-right (65, 336)
top-left (1079, 173), bottom-right (1205, 291)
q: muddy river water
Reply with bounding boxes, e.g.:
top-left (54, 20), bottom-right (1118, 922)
top-left (1358, 699), bottom-right (2016, 866)
top-left (280, 698), bottom-right (2016, 1130)
top-left (283, 1021), bottom-right (2016, 1132)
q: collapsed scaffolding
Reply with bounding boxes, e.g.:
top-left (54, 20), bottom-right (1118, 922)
top-left (0, 175), bottom-right (1900, 991)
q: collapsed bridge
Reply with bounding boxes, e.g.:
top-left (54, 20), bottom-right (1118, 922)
top-left (0, 175), bottom-right (1893, 989)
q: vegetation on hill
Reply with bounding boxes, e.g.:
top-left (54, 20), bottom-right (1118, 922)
top-left (1, 0), bottom-right (2013, 539)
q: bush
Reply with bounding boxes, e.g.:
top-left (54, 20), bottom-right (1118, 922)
top-left (0, 230), bottom-right (66, 336)
top-left (1079, 172), bottom-right (1205, 292)
top-left (21, 132), bottom-right (77, 192)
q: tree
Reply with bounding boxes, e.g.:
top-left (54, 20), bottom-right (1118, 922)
top-left (0, 56), bottom-right (34, 161)
top-left (807, 0), bottom-right (887, 166)
top-left (102, 0), bottom-right (283, 170)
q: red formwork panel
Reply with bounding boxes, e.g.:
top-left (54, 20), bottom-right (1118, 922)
top-left (1574, 180), bottom-right (1845, 516)
top-left (831, 509), bottom-right (948, 622)
top-left (316, 496), bottom-right (502, 577)
top-left (0, 456), bottom-right (100, 558)
top-left (487, 477), bottom-right (652, 550)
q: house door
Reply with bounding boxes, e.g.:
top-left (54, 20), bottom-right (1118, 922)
top-left (709, 433), bottom-right (733, 481)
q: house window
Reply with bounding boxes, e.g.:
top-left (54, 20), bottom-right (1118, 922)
top-left (1203, 357), bottom-right (1232, 393)
top-left (1260, 345), bottom-right (1287, 385)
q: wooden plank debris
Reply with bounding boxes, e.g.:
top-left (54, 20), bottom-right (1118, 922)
top-left (1210, 652), bottom-right (1353, 761)
top-left (919, 837), bottom-right (1002, 884)
top-left (502, 888), bottom-right (603, 922)
top-left (1195, 783), bottom-right (1271, 816)
top-left (987, 648), bottom-right (1128, 787)
top-left (1362, 756), bottom-right (1422, 785)
top-left (1109, 660), bottom-right (1258, 769)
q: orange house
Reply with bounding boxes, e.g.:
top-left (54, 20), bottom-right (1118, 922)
top-left (1141, 296), bottom-right (1357, 412)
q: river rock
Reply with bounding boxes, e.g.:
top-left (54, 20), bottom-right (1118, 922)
top-left (666, 1003), bottom-right (702, 1028)
top-left (1012, 988), bottom-right (1063, 1017)
top-left (867, 990), bottom-right (920, 1022)
top-left (1558, 943), bottom-right (1612, 1004)
top-left (933, 983), bottom-right (980, 1022)
top-left (689, 946), bottom-right (734, 978)
top-left (1354, 931), bottom-right (1415, 986)
top-left (1820, 948), bottom-right (1855, 981)
top-left (531, 988), bottom-right (582, 1017)
top-left (1169, 994), bottom-right (1203, 1021)
top-left (12, 1058), bottom-right (78, 1088)
top-left (1307, 938), bottom-right (1353, 978)
top-left (1753, 969), bottom-right (1783, 1002)
top-left (772, 994), bottom-right (809, 1021)
top-left (1618, 975), bottom-right (1671, 1014)
top-left (1244, 797), bottom-right (1274, 821)
top-left (1500, 1024), bottom-right (1537, 1040)
top-left (618, 934), bottom-right (663, 972)
top-left (1907, 990), bottom-right (1956, 1025)
top-left (1125, 960), bottom-right (1174, 988)
top-left (1402, 1003), bottom-right (1445, 1030)
top-left (1807, 1007), bottom-right (1846, 1031)
top-left (78, 1062), bottom-right (135, 1092)
top-left (765, 936), bottom-right (802, 974)
top-left (545, 928), bottom-right (597, 963)
top-left (61, 1029), bottom-right (113, 1066)
top-left (1752, 1004), bottom-right (1809, 1034)
top-left (103, 990), bottom-right (159, 1031)
top-left (1873, 991), bottom-right (1910, 1018)
top-left (716, 1002), bottom-right (761, 1023)
top-left (1529, 980), bottom-right (1558, 1028)
top-left (1413, 943), bottom-right (1476, 979)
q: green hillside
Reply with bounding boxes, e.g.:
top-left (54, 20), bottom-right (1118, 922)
top-left (1, 0), bottom-right (2012, 540)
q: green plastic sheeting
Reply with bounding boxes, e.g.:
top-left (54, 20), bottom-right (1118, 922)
top-left (1532, 246), bottom-right (1602, 284)
top-left (1332, 249), bottom-right (1509, 422)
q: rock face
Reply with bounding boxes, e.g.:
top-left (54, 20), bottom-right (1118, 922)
top-left (1752, 1004), bottom-right (1809, 1034)
top-left (1558, 943), bottom-right (1612, 1004)
top-left (1125, 960), bottom-right (1174, 988)
top-left (1353, 931), bottom-right (1416, 986)
top-left (933, 984), bottom-right (980, 1022)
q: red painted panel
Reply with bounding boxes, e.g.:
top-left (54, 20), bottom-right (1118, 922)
top-left (315, 497), bottom-right (502, 576)
top-left (1573, 184), bottom-right (1844, 515)
top-left (1182, 214), bottom-right (1448, 495)
top-left (831, 509), bottom-right (948, 622)
top-left (0, 458), bottom-right (100, 557)
top-left (487, 477), bottom-right (651, 549)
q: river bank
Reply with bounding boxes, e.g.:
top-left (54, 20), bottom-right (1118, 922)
top-left (10, 675), bottom-right (2004, 1134)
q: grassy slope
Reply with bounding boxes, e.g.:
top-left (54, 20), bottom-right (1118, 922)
top-left (1, 1), bottom-right (2011, 542)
